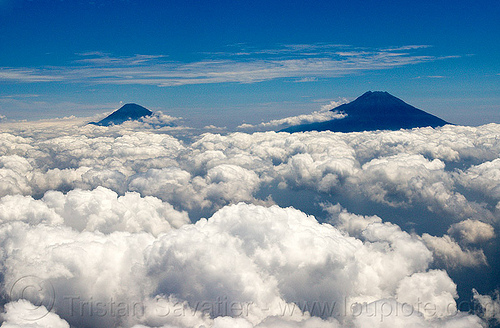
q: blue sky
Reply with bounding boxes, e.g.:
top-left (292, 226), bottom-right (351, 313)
top-left (0, 0), bottom-right (499, 127)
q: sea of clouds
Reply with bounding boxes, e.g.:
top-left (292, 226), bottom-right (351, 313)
top-left (1, 120), bottom-right (499, 327)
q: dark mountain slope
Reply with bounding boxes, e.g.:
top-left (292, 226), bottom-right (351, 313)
top-left (282, 91), bottom-right (449, 133)
top-left (90, 103), bottom-right (152, 126)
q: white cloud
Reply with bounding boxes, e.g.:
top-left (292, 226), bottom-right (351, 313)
top-left (0, 45), bottom-right (453, 86)
top-left (320, 99), bottom-right (349, 112)
top-left (473, 289), bottom-right (500, 324)
top-left (447, 219), bottom-right (495, 244)
top-left (396, 270), bottom-right (458, 318)
top-left (137, 111), bottom-right (181, 127)
top-left (323, 203), bottom-right (382, 238)
top-left (292, 77), bottom-right (318, 83)
top-left (348, 153), bottom-right (450, 207)
top-left (47, 187), bottom-right (190, 234)
top-left (237, 111), bottom-right (346, 131)
top-left (0, 155), bottom-right (34, 196)
top-left (0, 121), bottom-right (499, 327)
top-left (1, 300), bottom-right (70, 328)
top-left (0, 203), bottom-right (480, 327)
top-left (1, 122), bottom-right (499, 224)
top-left (0, 68), bottom-right (64, 82)
top-left (0, 189), bottom-right (190, 237)
top-left (421, 234), bottom-right (487, 268)
top-left (457, 158), bottom-right (500, 200)
top-left (237, 99), bottom-right (349, 131)
top-left (348, 298), bottom-right (483, 328)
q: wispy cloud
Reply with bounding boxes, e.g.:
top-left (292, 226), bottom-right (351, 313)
top-left (0, 68), bottom-right (65, 82)
top-left (413, 75), bottom-right (446, 79)
top-left (292, 77), bottom-right (318, 83)
top-left (381, 45), bottom-right (432, 51)
top-left (237, 98), bottom-right (348, 131)
top-left (0, 44), bottom-right (453, 86)
top-left (73, 53), bottom-right (167, 66)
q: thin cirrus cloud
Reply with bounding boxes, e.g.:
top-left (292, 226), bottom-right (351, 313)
top-left (0, 44), bottom-right (449, 86)
top-left (0, 68), bottom-right (65, 82)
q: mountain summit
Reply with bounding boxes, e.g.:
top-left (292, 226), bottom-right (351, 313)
top-left (91, 103), bottom-right (153, 126)
top-left (282, 91), bottom-right (449, 133)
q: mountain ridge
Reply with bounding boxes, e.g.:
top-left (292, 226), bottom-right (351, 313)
top-left (90, 103), bottom-right (153, 126)
top-left (282, 91), bottom-right (450, 133)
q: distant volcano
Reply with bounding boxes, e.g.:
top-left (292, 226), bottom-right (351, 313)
top-left (282, 91), bottom-right (450, 133)
top-left (90, 103), bottom-right (153, 126)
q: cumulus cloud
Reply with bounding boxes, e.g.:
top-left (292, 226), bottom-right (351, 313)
top-left (395, 270), bottom-right (458, 318)
top-left (421, 234), bottom-right (487, 268)
top-left (447, 219), bottom-right (495, 244)
top-left (323, 203), bottom-right (382, 238)
top-left (347, 153), bottom-right (472, 214)
top-left (0, 300), bottom-right (70, 328)
top-left (117, 111), bottom-right (182, 129)
top-left (1, 120), bottom-right (500, 327)
top-left (457, 158), bottom-right (500, 199)
top-left (1, 122), bottom-right (500, 225)
top-left (473, 289), bottom-right (500, 324)
top-left (348, 298), bottom-right (483, 328)
top-left (0, 203), bottom-right (482, 327)
top-left (0, 187), bottom-right (189, 235)
top-left (0, 155), bottom-right (34, 196)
